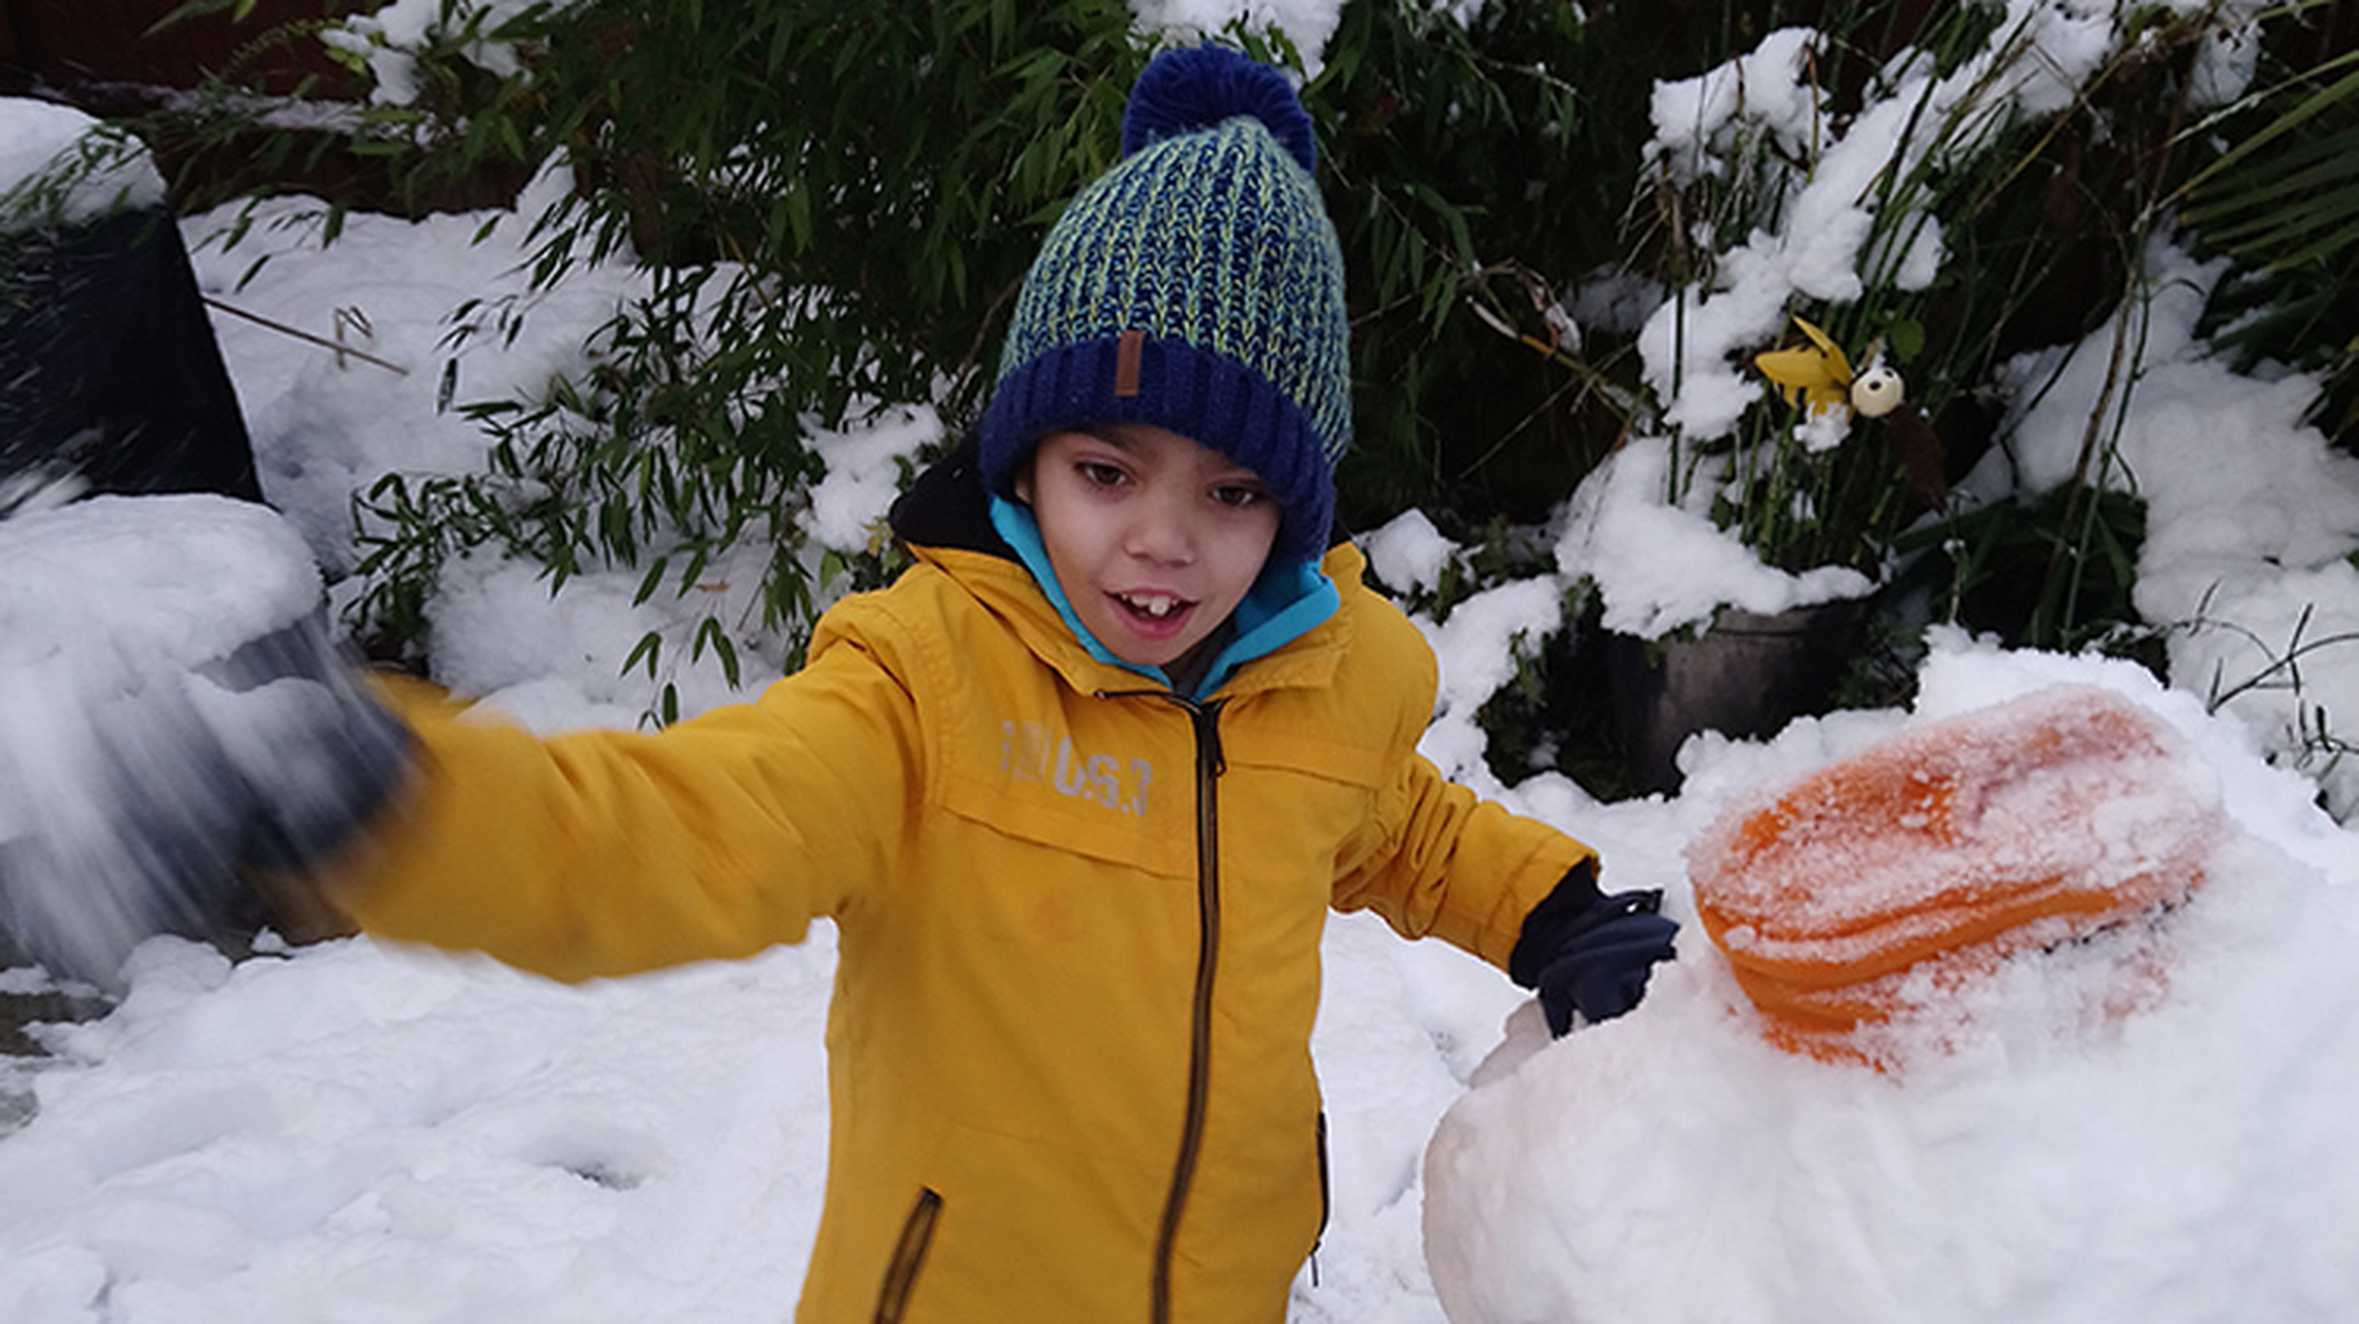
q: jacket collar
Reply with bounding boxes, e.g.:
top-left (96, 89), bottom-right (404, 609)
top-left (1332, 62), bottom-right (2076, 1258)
top-left (889, 441), bottom-right (1359, 700)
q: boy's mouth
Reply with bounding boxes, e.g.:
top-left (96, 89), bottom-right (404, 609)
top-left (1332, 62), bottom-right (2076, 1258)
top-left (1108, 589), bottom-right (1196, 639)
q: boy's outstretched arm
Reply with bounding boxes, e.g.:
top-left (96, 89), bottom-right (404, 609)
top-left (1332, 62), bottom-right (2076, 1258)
top-left (331, 636), bottom-right (922, 982)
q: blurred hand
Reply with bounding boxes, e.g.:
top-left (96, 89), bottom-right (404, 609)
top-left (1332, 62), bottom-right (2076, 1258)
top-left (0, 609), bottom-right (411, 985)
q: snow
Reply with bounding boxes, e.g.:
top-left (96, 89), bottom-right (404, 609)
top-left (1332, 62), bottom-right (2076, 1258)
top-left (1585, 1), bottom-right (2257, 635)
top-left (183, 161), bottom-right (643, 579)
top-left (1646, 27), bottom-right (1821, 188)
top-left (1631, 3), bottom-right (2137, 446)
top-left (422, 540), bottom-right (788, 735)
top-left (1, 934), bottom-right (836, 1323)
top-left (1129, 0), bottom-right (1346, 72)
top-left (804, 405), bottom-right (943, 557)
top-left (326, 0), bottom-right (574, 107)
top-left (1964, 237), bottom-right (2359, 818)
top-left (1413, 577), bottom-right (1566, 796)
top-left (5, 608), bottom-right (2351, 1320)
top-left (1555, 437), bottom-right (1876, 638)
top-left (1362, 508), bottom-right (1461, 598)
top-left (0, 496), bottom-right (319, 680)
top-left (0, 497), bottom-right (332, 983)
top-left (0, 99), bottom-right (165, 229)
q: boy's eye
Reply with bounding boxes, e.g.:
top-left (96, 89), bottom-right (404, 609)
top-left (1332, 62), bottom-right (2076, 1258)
top-left (1211, 483), bottom-right (1267, 509)
top-left (1075, 460), bottom-right (1128, 488)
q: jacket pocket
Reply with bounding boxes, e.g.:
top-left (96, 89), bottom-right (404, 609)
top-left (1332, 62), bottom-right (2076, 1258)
top-left (873, 1187), bottom-right (944, 1324)
top-left (1309, 1111), bottom-right (1332, 1287)
top-left (1314, 1112), bottom-right (1332, 1246)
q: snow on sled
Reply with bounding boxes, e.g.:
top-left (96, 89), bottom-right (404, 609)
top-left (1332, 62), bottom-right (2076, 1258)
top-left (1422, 652), bottom-right (2359, 1324)
top-left (1687, 684), bottom-right (2226, 1063)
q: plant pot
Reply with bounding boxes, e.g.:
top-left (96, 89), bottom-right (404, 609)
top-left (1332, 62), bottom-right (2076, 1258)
top-left (1604, 599), bottom-right (1867, 794)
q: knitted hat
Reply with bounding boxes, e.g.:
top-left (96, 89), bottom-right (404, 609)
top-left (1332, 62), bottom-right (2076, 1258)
top-left (978, 45), bottom-right (1351, 562)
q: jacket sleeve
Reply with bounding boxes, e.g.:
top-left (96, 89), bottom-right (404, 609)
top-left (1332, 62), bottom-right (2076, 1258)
top-left (327, 633), bottom-right (923, 983)
top-left (1330, 750), bottom-right (1600, 971)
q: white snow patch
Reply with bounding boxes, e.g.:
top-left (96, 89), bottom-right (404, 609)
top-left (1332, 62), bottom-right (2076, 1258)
top-left (1555, 438), bottom-right (1875, 639)
top-left (182, 161), bottom-right (642, 578)
top-left (0, 98), bottom-right (165, 228)
top-left (1360, 509), bottom-right (1461, 598)
top-left (804, 405), bottom-right (943, 557)
top-left (1128, 1), bottom-right (1346, 73)
top-left (0, 496), bottom-right (319, 680)
top-left (1965, 236), bottom-right (2359, 817)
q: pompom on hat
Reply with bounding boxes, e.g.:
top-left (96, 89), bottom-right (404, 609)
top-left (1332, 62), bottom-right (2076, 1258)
top-left (979, 45), bottom-right (1351, 562)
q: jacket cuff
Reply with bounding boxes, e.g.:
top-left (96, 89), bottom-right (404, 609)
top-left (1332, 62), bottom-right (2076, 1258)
top-left (1507, 859), bottom-right (1604, 989)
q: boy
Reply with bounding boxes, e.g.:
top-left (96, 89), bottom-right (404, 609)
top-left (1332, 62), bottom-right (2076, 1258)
top-left (29, 45), bottom-right (1677, 1323)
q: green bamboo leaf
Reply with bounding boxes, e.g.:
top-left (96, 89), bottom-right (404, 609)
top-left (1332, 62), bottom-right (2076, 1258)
top-left (713, 627), bottom-right (742, 688)
top-left (632, 556), bottom-right (670, 607)
top-left (786, 185), bottom-right (812, 253)
top-left (2179, 63), bottom-right (2359, 202)
top-left (2252, 202), bottom-right (2359, 270)
top-left (2205, 189), bottom-right (2359, 260)
top-left (2181, 142), bottom-right (2355, 225)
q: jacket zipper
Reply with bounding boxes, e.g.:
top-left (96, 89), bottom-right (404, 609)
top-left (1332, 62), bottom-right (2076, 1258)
top-left (1142, 694), bottom-right (1226, 1324)
top-left (872, 1186), bottom-right (944, 1324)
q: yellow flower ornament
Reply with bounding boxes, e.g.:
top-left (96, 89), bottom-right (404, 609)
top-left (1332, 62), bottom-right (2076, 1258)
top-left (1754, 316), bottom-right (1855, 416)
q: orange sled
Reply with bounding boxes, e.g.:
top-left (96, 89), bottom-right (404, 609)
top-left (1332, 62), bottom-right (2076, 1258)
top-left (1688, 684), bottom-right (2223, 1061)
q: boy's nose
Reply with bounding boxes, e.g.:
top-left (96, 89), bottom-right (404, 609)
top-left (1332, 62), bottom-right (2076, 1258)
top-left (1123, 499), bottom-right (1197, 565)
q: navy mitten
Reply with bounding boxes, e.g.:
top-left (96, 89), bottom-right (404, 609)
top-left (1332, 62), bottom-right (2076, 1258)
top-left (1509, 864), bottom-right (1680, 1036)
top-left (0, 610), bottom-right (413, 984)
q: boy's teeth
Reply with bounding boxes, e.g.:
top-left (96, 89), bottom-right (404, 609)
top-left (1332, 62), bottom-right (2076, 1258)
top-left (1124, 593), bottom-right (1178, 617)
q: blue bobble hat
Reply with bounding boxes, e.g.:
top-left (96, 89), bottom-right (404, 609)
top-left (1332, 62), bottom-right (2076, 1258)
top-left (978, 45), bottom-right (1352, 562)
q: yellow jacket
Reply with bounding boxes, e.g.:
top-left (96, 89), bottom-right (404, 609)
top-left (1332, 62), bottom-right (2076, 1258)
top-left (340, 528), bottom-right (1594, 1323)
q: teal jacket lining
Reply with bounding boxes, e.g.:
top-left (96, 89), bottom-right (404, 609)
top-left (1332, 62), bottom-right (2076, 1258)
top-left (987, 494), bottom-right (1340, 699)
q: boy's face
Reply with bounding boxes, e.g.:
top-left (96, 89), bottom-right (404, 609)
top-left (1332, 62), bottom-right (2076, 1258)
top-left (1016, 423), bottom-right (1281, 670)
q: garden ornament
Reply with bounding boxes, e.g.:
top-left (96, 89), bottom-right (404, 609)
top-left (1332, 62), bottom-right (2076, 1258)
top-left (1753, 315), bottom-right (1858, 416)
top-left (1849, 363), bottom-right (1906, 417)
top-left (1755, 315), bottom-right (1946, 510)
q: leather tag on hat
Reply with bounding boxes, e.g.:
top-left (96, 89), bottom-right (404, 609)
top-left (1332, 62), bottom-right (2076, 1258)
top-left (1114, 330), bottom-right (1145, 397)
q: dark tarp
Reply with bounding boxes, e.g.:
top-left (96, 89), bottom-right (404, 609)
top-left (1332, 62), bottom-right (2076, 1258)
top-left (1, 202), bottom-right (262, 503)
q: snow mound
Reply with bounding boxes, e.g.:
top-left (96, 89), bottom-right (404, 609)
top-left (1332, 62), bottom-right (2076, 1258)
top-left (1423, 645), bottom-right (2359, 1324)
top-left (0, 495), bottom-right (320, 682)
top-left (1689, 684), bottom-right (2223, 1061)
